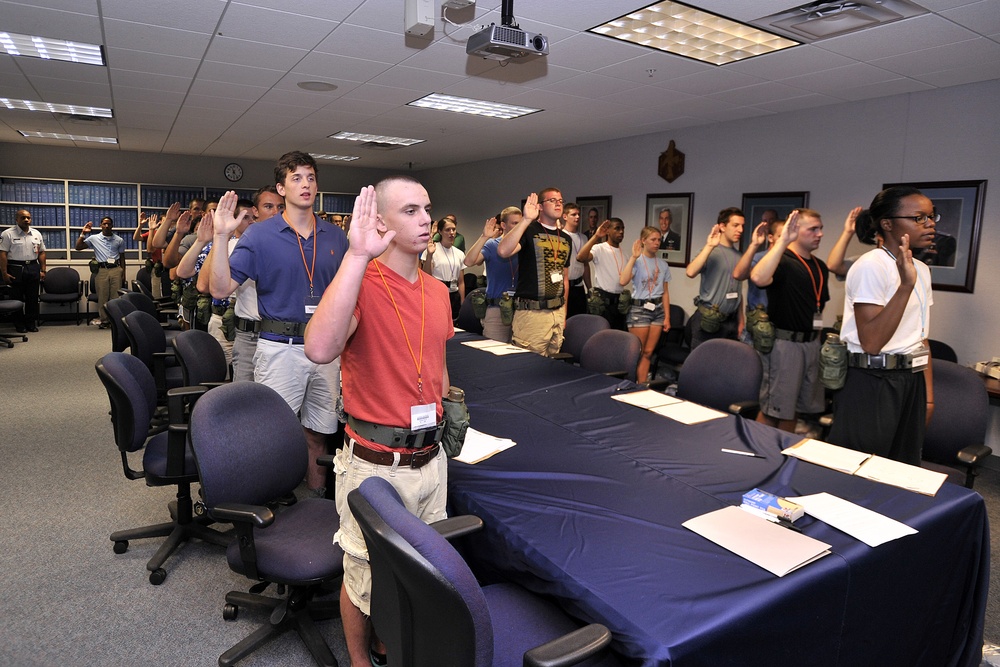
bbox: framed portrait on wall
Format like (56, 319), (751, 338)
(576, 196), (612, 237)
(882, 180), (986, 293)
(646, 193), (694, 267)
(740, 192), (810, 252)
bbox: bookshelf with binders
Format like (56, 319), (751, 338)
(1, 177), (69, 258)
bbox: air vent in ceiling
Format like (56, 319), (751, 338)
(754, 0), (928, 41)
(360, 141), (403, 151)
(54, 112), (112, 125)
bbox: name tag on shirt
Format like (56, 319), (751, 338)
(813, 314), (824, 329)
(550, 272), (562, 284)
(643, 301), (656, 311)
(411, 403), (436, 431)
(304, 295), (320, 315)
(910, 353), (929, 371)
(725, 292), (738, 300)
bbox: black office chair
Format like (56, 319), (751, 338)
(921, 359), (992, 488)
(104, 297), (137, 353)
(189, 382), (343, 667)
(172, 329), (229, 386)
(95, 352), (230, 585)
(86, 273), (99, 323)
(38, 266), (83, 324)
(651, 304), (690, 381)
(579, 329), (642, 382)
(123, 310), (184, 402)
(349, 476), (613, 667)
(120, 290), (180, 330)
(928, 339), (958, 363)
(0, 288), (27, 347)
(455, 288), (485, 335)
(464, 272), (479, 296)
(556, 314), (610, 363)
(676, 338), (761, 417)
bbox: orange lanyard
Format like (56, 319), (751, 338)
(792, 251), (824, 312)
(640, 254), (659, 293)
(374, 260), (426, 400)
(294, 215), (318, 297)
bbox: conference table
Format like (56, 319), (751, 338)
(445, 332), (989, 667)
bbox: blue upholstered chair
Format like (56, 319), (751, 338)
(38, 266), (83, 324)
(579, 328), (642, 382)
(95, 352), (230, 585)
(123, 310), (183, 402)
(0, 287), (27, 347)
(676, 338), (761, 417)
(349, 476), (613, 667)
(558, 314), (611, 364)
(104, 297), (136, 353)
(171, 329), (228, 386)
(189, 382), (343, 667)
(921, 359), (991, 488)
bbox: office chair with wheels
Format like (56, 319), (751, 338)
(123, 310), (184, 402)
(651, 304), (690, 380)
(95, 352), (230, 585)
(349, 476), (613, 667)
(172, 329), (229, 386)
(104, 297), (137, 353)
(921, 359), (992, 488)
(38, 266), (83, 324)
(556, 314), (610, 364)
(189, 381), (343, 667)
(579, 329), (642, 382)
(676, 338), (761, 417)
(0, 284), (27, 347)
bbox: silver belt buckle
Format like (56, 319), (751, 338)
(868, 354), (886, 370)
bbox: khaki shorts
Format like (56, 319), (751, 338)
(511, 308), (566, 357)
(759, 337), (825, 420)
(333, 440), (448, 615)
(252, 338), (340, 434)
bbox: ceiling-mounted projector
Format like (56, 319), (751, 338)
(466, 23), (548, 60)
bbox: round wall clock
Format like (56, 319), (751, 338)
(224, 162), (244, 182)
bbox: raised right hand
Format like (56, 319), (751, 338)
(346, 185), (394, 261)
(82, 221), (93, 233)
(211, 191), (247, 237)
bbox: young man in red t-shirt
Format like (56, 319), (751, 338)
(305, 175), (452, 667)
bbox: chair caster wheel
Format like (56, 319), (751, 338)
(223, 603), (239, 621)
(113, 540), (129, 554)
(149, 568), (167, 585)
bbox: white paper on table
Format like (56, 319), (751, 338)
(786, 492), (918, 547)
(487, 344), (532, 355)
(782, 438), (873, 475)
(453, 327), (466, 333)
(649, 399), (726, 424)
(452, 427), (517, 464)
(462, 339), (509, 350)
(610, 389), (682, 410)
(854, 456), (947, 497)
(683, 506), (831, 577)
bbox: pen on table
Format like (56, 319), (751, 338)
(721, 448), (765, 459)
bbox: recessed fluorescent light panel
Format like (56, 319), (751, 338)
(329, 132), (424, 146)
(407, 93), (541, 120)
(1, 98), (113, 117)
(18, 131), (117, 143)
(589, 0), (799, 66)
(310, 153), (360, 161)
(0, 31), (105, 65)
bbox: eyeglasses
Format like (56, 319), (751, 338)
(888, 213), (939, 227)
(542, 198), (564, 205)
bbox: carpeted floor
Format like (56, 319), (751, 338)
(0, 318), (994, 665)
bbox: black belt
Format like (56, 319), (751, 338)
(594, 288), (621, 299)
(849, 352), (921, 370)
(516, 297), (564, 310)
(570, 277), (585, 287)
(97, 261), (121, 269)
(632, 298), (660, 307)
(259, 318), (307, 337)
(774, 328), (819, 343)
(235, 316), (259, 333)
(350, 439), (440, 469)
(7, 259), (38, 265)
(348, 415), (445, 449)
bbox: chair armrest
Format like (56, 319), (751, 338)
(550, 352), (574, 362)
(210, 502), (275, 528)
(316, 454), (336, 469)
(603, 370), (628, 379)
(200, 381), (230, 390)
(957, 444), (992, 466)
(642, 378), (672, 391)
(166, 385), (209, 421)
(430, 515), (483, 540)
(729, 400), (759, 419)
(524, 623), (612, 667)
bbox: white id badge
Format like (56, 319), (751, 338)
(411, 403), (436, 431)
(910, 354), (929, 372)
(304, 295), (320, 315)
(813, 314), (824, 329)
(643, 301), (656, 311)
(725, 291), (738, 300)
(550, 272), (562, 284)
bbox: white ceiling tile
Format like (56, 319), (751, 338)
(780, 63), (903, 94)
(816, 14), (981, 60)
(110, 70), (191, 94)
(195, 60), (285, 87)
(834, 77), (938, 101)
(546, 73), (643, 99)
(0, 3), (103, 42)
(913, 59), (1000, 86)
(292, 52), (393, 83)
(102, 20), (212, 57)
(105, 48), (201, 78)
(941, 1), (1000, 35)
(205, 37), (309, 71)
(707, 80), (812, 106)
(99, 0), (224, 32)
(872, 38), (1000, 77)
(217, 3), (339, 48)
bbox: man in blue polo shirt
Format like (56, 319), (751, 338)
(76, 216), (125, 328)
(210, 151), (348, 496)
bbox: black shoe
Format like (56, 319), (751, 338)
(15, 326), (27, 333)
(27, 325), (38, 332)
(99, 321), (111, 329)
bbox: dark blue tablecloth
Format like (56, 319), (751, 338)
(446, 335), (989, 667)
